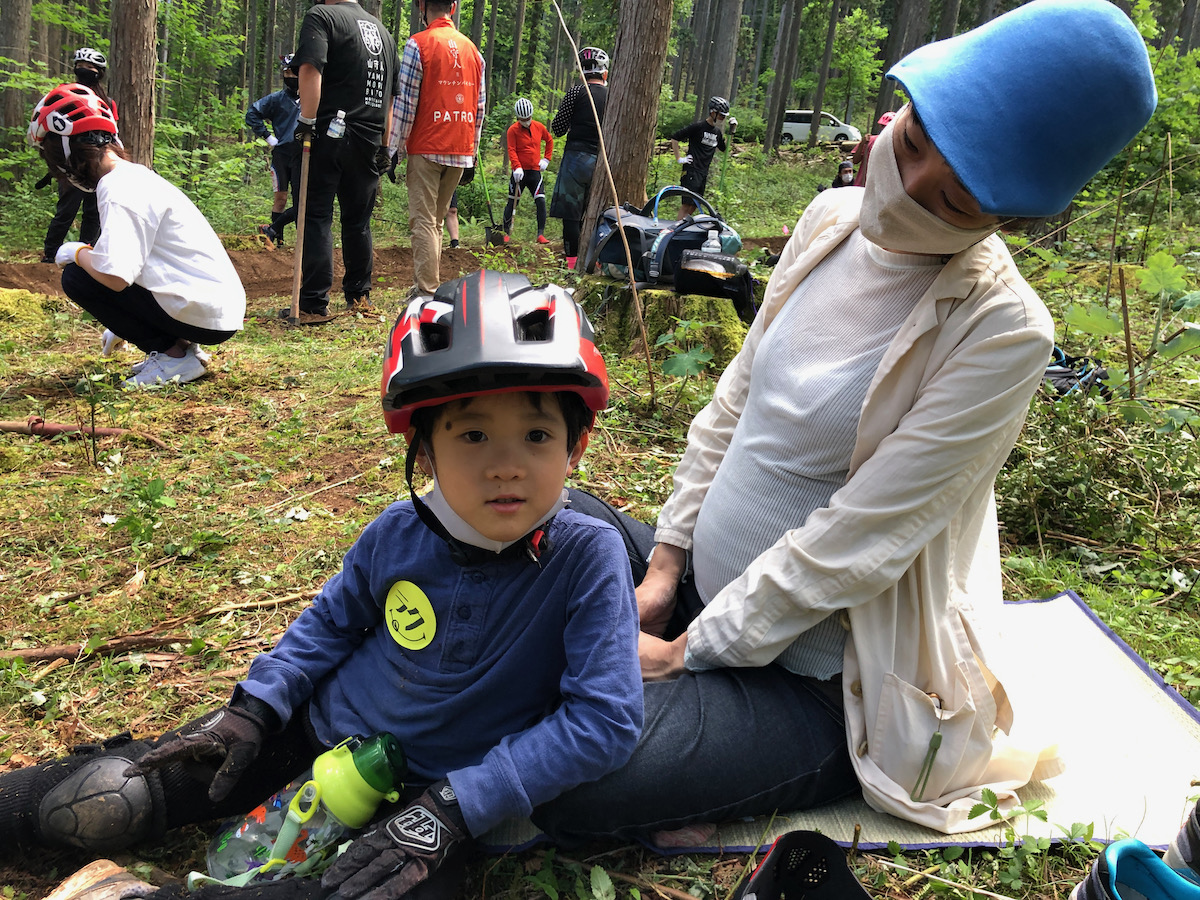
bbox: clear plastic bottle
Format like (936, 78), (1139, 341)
(205, 732), (406, 884)
(701, 229), (722, 254)
(326, 110), (347, 140)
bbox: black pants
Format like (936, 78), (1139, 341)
(502, 170), (547, 235)
(300, 132), (381, 311)
(270, 142), (303, 240)
(62, 265), (237, 354)
(680, 166), (709, 199)
(44, 182), (100, 257)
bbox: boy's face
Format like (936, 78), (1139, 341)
(414, 392), (587, 543)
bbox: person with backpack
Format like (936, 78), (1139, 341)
(534, 0), (1158, 842)
(39, 48), (114, 265)
(670, 96), (729, 218)
(502, 97), (553, 244)
(549, 46), (608, 270)
(245, 54), (302, 248)
(29, 85), (244, 389)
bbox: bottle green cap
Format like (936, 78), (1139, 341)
(351, 732), (407, 794)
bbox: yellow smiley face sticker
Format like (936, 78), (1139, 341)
(384, 581), (437, 650)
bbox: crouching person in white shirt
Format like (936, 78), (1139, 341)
(29, 83), (246, 390)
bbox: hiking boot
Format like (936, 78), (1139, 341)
(123, 347), (207, 390)
(1070, 839), (1200, 900)
(100, 329), (127, 357)
(1166, 799), (1200, 879)
(257, 224), (277, 249)
(347, 292), (376, 313)
(537, 234), (550, 244)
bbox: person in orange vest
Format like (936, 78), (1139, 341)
(501, 98), (553, 244)
(388, 0), (485, 297)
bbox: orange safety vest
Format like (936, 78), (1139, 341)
(407, 18), (482, 157)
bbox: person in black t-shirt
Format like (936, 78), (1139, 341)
(548, 46), (609, 270)
(289, 0), (400, 318)
(670, 96), (729, 217)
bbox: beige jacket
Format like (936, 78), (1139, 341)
(656, 188), (1060, 831)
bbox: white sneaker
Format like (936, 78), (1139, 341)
(100, 329), (128, 356)
(130, 343), (211, 375)
(123, 348), (207, 389)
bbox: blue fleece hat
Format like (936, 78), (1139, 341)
(887, 0), (1156, 217)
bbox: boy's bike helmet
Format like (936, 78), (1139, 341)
(73, 48), (108, 70)
(514, 97), (534, 120)
(28, 83), (118, 146)
(381, 269), (608, 435)
(709, 96), (730, 115)
(280, 53), (296, 71)
(578, 47), (609, 75)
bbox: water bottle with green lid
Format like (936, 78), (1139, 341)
(200, 732), (406, 886)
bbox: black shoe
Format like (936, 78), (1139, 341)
(40, 253), (55, 264)
(278, 305), (332, 321)
(258, 224), (277, 249)
(347, 292), (375, 313)
(449, 239), (460, 248)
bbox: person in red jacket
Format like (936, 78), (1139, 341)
(501, 98), (553, 244)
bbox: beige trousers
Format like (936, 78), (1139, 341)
(407, 154), (463, 294)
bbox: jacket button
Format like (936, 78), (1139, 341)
(850, 680), (862, 697)
(856, 740), (868, 758)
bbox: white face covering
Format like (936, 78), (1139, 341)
(423, 480), (568, 553)
(859, 120), (999, 255)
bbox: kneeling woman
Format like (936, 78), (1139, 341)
(30, 84), (245, 389)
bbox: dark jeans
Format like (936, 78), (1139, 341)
(502, 170), (547, 235)
(300, 132), (381, 311)
(44, 182), (100, 257)
(62, 265), (237, 354)
(540, 490), (859, 843)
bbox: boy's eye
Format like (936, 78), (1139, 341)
(527, 429), (550, 443)
(463, 430), (486, 443)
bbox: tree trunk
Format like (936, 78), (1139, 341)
(580, 0), (674, 254)
(693, 0), (724, 117)
(247, 0), (259, 104)
(874, 0), (930, 122)
(764, 0), (801, 154)
(705, 0), (743, 105)
(0, 0), (33, 134)
(762, 0), (791, 117)
(807, 0), (840, 147)
(508, 0), (527, 95)
(1184, 0), (1200, 52)
(485, 0), (499, 110)
(157, 11), (169, 118)
(749, 0), (770, 107)
(110, 0), (157, 166)
(936, 0), (961, 38)
(518, 0), (542, 94)
(470, 0), (486, 50)
(974, 0), (997, 27)
(265, 0), (278, 88)
(686, 0), (713, 99)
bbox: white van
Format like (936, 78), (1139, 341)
(780, 110), (862, 144)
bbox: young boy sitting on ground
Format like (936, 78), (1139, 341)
(0, 269), (643, 900)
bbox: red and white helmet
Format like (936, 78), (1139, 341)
(28, 83), (118, 146)
(382, 269), (609, 434)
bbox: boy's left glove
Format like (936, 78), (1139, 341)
(538, 157), (549, 171)
(322, 780), (468, 900)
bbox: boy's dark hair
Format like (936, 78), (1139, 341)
(410, 390), (592, 459)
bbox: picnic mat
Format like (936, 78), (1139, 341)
(479, 590), (1200, 853)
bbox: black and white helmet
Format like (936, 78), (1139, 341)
(514, 97), (533, 120)
(578, 47), (609, 75)
(280, 53), (295, 72)
(709, 96), (730, 115)
(73, 48), (108, 71)
(382, 270), (609, 434)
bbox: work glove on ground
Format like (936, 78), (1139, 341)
(322, 780), (468, 900)
(55, 242), (91, 267)
(294, 116), (316, 144)
(125, 695), (273, 802)
(512, 167), (524, 182)
(538, 158), (549, 171)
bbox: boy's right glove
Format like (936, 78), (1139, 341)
(125, 696), (272, 801)
(322, 780), (468, 900)
(512, 167), (524, 182)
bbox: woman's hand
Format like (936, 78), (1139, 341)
(636, 544), (687, 637)
(639, 632), (687, 681)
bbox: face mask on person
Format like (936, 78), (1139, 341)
(840, 171), (853, 184)
(283, 76), (300, 94)
(858, 120), (1000, 255)
(74, 66), (102, 86)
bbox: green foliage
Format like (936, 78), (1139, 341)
(827, 8), (888, 124)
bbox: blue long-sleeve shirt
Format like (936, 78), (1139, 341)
(237, 503), (643, 836)
(245, 89), (301, 146)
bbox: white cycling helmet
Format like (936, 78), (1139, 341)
(514, 97), (533, 120)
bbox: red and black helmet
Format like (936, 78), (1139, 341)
(382, 269), (609, 434)
(28, 83), (118, 146)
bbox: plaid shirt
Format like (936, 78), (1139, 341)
(387, 23), (486, 168)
